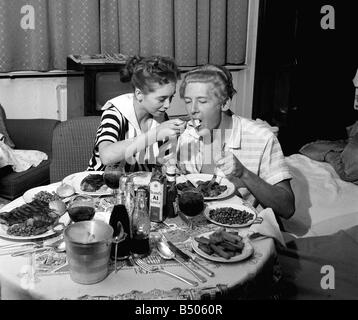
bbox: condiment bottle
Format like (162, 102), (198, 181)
(131, 187), (151, 257)
(109, 190), (131, 260)
(124, 180), (135, 238)
(119, 174), (129, 193)
(166, 165), (178, 218)
(148, 165), (167, 222)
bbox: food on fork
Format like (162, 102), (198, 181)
(194, 228), (245, 260)
(179, 116), (200, 130)
(80, 174), (106, 192)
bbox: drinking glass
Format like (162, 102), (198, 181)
(177, 188), (204, 229)
(103, 163), (125, 202)
(67, 195), (96, 223)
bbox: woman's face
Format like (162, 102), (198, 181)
(183, 82), (222, 136)
(140, 82), (177, 117)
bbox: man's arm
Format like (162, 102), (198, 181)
(231, 172), (295, 219)
(216, 153), (295, 219)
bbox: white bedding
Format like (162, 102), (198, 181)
(282, 154), (358, 238)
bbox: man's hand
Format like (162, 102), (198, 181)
(215, 151), (246, 181)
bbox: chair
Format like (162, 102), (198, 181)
(0, 118), (60, 200)
(50, 116), (101, 183)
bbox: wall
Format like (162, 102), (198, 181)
(0, 75), (67, 120)
(0, 69), (252, 120)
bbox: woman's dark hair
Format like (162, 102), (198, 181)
(119, 55), (180, 94)
(179, 64), (237, 103)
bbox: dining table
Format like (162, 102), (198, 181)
(0, 175), (278, 301)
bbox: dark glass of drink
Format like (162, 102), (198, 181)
(67, 195), (96, 222)
(103, 164), (125, 190)
(178, 188), (204, 217)
(178, 189), (204, 229)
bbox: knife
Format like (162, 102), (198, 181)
(166, 240), (215, 277)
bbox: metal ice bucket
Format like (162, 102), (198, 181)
(64, 220), (114, 285)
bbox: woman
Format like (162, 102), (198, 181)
(88, 55), (185, 172)
(178, 64), (295, 219)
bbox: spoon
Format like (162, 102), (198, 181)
(156, 240), (207, 283)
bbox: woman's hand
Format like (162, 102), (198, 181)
(155, 119), (186, 141)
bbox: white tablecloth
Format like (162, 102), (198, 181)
(0, 184), (275, 300)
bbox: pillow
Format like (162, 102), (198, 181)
(341, 132), (358, 180)
(0, 104), (15, 148)
(299, 140), (346, 161)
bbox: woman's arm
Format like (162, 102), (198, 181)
(99, 129), (156, 165)
(99, 119), (185, 165)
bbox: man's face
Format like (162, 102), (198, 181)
(141, 82), (176, 117)
(183, 82), (222, 136)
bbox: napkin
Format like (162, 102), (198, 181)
(0, 138), (48, 172)
(247, 208), (286, 247)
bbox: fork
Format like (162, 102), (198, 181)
(208, 142), (226, 187)
(135, 258), (198, 287)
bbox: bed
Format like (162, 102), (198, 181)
(282, 153), (358, 238)
(277, 154), (358, 299)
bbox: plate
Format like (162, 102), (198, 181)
(191, 231), (254, 263)
(203, 202), (257, 228)
(0, 213), (70, 241)
(65, 171), (112, 196)
(176, 173), (235, 200)
(22, 184), (60, 204)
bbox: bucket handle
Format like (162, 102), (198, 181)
(111, 232), (128, 272)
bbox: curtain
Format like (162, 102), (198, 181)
(0, 0), (248, 72)
(0, 0), (100, 72)
(101, 0), (248, 66)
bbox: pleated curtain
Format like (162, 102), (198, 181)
(0, 0), (248, 72)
